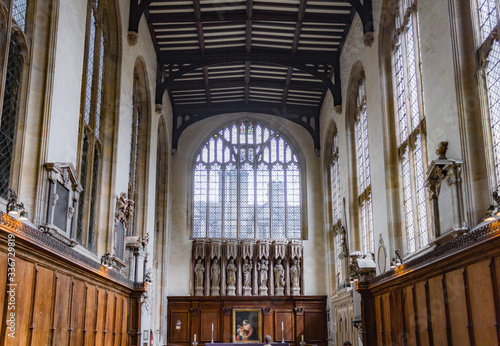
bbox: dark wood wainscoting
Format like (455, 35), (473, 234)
(358, 222), (500, 346)
(167, 296), (327, 346)
(0, 213), (144, 345)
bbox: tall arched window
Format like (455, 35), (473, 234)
(474, 0), (500, 191)
(329, 128), (343, 282)
(127, 60), (150, 236)
(354, 77), (374, 254)
(0, 1), (30, 200)
(76, 0), (107, 251)
(393, 0), (429, 253)
(192, 120), (302, 239)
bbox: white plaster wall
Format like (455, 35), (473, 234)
(47, 0), (87, 164)
(168, 112), (328, 296)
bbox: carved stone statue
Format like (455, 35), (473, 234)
(258, 258), (269, 295)
(274, 259), (285, 295)
(211, 258), (220, 287)
(194, 258), (205, 295)
(290, 258), (301, 295)
(242, 258), (253, 295)
(210, 258), (220, 295)
(258, 259), (268, 288)
(227, 258), (237, 288)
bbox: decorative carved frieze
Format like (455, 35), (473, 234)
(226, 240), (238, 259)
(210, 240), (222, 259)
(289, 240), (303, 259)
(257, 240), (271, 259)
(274, 240), (287, 259)
(193, 240), (207, 260)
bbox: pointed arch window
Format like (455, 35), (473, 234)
(329, 131), (343, 280)
(474, 0), (500, 190)
(0, 0), (31, 199)
(392, 0), (429, 253)
(354, 78), (374, 254)
(192, 121), (303, 239)
(76, 0), (106, 251)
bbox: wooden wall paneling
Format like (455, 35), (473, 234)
(26, 263), (38, 345)
(274, 310), (294, 342)
(84, 284), (97, 346)
(95, 287), (106, 346)
(441, 274), (452, 346)
(30, 264), (54, 345)
(170, 310), (189, 342)
(490, 257), (500, 342)
(381, 293), (391, 345)
(389, 290), (404, 345)
(5, 259), (34, 346)
(445, 269), (469, 346)
(0, 251), (7, 344)
(112, 293), (120, 346)
(70, 279), (86, 345)
(374, 295), (383, 346)
(223, 305), (232, 342)
(428, 276), (446, 345)
(105, 289), (115, 345)
(295, 305), (304, 342)
(121, 297), (129, 346)
(201, 310), (220, 342)
(415, 281), (429, 346)
(303, 311), (325, 342)
(403, 286), (416, 346)
(467, 260), (497, 345)
(424, 280), (434, 346)
(191, 303), (201, 343)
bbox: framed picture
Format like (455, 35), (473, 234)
(232, 308), (262, 343)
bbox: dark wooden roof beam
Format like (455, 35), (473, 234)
(171, 77), (322, 92)
(345, 0), (374, 46)
(128, 0), (156, 45)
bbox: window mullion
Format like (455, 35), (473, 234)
(253, 162), (257, 238)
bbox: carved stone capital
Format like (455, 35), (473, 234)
(155, 104), (163, 114)
(334, 104), (342, 115)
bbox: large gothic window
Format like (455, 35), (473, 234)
(354, 78), (374, 254)
(475, 0), (500, 190)
(329, 130), (343, 282)
(76, 0), (106, 251)
(392, 0), (429, 253)
(192, 121), (302, 239)
(0, 0), (30, 199)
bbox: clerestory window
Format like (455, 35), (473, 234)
(192, 121), (302, 239)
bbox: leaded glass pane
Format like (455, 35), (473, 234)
(477, 0), (498, 41)
(271, 164), (285, 238)
(193, 121), (301, 239)
(240, 163), (254, 238)
(257, 164), (270, 238)
(486, 42), (500, 185)
(335, 232), (342, 279)
(193, 164), (208, 238)
(361, 199), (368, 253)
(405, 16), (421, 131)
(76, 130), (90, 243)
(95, 32), (104, 138)
(224, 163), (237, 237)
(286, 164), (300, 238)
(402, 148), (416, 253)
(395, 35), (409, 144)
(0, 34), (23, 199)
(368, 193), (374, 253)
(415, 135), (428, 247)
(12, 0), (27, 30)
(87, 146), (100, 252)
(208, 164), (222, 237)
(83, 12), (96, 125)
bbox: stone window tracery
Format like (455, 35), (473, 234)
(192, 121), (302, 239)
(392, 0), (429, 253)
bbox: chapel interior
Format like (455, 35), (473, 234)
(1, 0), (500, 345)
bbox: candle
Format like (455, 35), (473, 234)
(194, 334), (197, 342)
(302, 335), (304, 342)
(282, 321), (284, 330)
(212, 323), (214, 331)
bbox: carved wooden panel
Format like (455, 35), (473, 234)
(201, 310), (220, 342)
(381, 293), (391, 345)
(170, 311), (189, 341)
(303, 311), (325, 341)
(414, 281), (429, 346)
(467, 260), (497, 344)
(403, 286), (416, 346)
(31, 265), (54, 344)
(374, 296), (383, 346)
(274, 310), (294, 342)
(389, 290), (403, 345)
(445, 269), (469, 346)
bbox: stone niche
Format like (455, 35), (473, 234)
(191, 239), (304, 297)
(425, 142), (468, 244)
(41, 162), (82, 246)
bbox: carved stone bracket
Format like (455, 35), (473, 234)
(226, 240), (238, 259)
(289, 240), (303, 260)
(193, 240), (207, 260)
(425, 142), (468, 240)
(242, 241), (255, 259)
